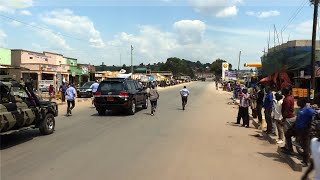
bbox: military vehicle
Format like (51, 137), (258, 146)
(0, 80), (58, 135)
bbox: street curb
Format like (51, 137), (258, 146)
(277, 146), (302, 172)
(50, 98), (91, 106)
(262, 131), (278, 144)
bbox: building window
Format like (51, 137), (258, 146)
(29, 57), (33, 59)
(45, 58), (48, 61)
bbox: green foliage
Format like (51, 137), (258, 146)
(210, 59), (225, 76)
(159, 57), (201, 78)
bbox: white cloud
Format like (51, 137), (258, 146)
(189, 0), (241, 17)
(207, 25), (268, 37)
(0, 0), (33, 14)
(246, 10), (280, 18)
(216, 6), (238, 17)
(41, 9), (105, 48)
(31, 25), (72, 51)
(173, 20), (206, 44)
(42, 32), (72, 50)
(294, 20), (313, 34)
(10, 20), (23, 27)
(105, 21), (217, 64)
(0, 29), (7, 47)
(20, 10), (32, 15)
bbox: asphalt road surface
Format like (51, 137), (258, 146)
(1, 82), (301, 180)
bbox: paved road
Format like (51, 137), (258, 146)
(1, 82), (301, 180)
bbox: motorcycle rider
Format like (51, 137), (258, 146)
(281, 98), (315, 166)
(180, 86), (190, 110)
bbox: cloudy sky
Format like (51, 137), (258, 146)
(0, 0), (316, 68)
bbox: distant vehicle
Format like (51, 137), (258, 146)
(94, 78), (148, 115)
(201, 78), (206, 81)
(77, 81), (96, 98)
(0, 80), (58, 136)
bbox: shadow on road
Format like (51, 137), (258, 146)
(257, 152), (285, 164)
(249, 134), (265, 141)
(91, 108), (144, 117)
(0, 130), (41, 150)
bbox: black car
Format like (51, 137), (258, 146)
(94, 78), (148, 115)
(77, 81), (96, 98)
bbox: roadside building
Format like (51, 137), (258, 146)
(66, 57), (82, 85)
(261, 40), (320, 97)
(11, 49), (70, 91)
(77, 63), (90, 86)
(0, 48), (24, 80)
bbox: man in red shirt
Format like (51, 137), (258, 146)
(281, 87), (295, 132)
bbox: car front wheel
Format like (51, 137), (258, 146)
(39, 113), (55, 135)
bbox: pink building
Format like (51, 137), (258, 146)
(11, 49), (70, 91)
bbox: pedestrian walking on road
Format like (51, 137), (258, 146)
(149, 85), (159, 116)
(180, 86), (190, 110)
(61, 82), (67, 103)
(90, 80), (100, 105)
(66, 84), (76, 116)
(215, 80), (219, 90)
(264, 87), (275, 134)
(236, 88), (250, 128)
(272, 92), (284, 144)
(48, 84), (55, 102)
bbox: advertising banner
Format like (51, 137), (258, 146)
(38, 80), (54, 92)
(222, 63), (229, 79)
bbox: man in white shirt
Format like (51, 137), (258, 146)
(90, 80), (100, 94)
(180, 86), (190, 110)
(65, 84), (76, 116)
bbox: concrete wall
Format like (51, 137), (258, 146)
(268, 40), (320, 52)
(0, 48), (11, 65)
(66, 57), (77, 67)
(11, 50), (22, 66)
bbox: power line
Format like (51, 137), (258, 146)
(0, 13), (129, 49)
(0, 14), (90, 42)
(281, 0), (308, 33)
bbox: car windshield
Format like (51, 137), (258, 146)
(99, 82), (124, 91)
(82, 82), (94, 88)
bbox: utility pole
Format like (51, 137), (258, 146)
(131, 45), (133, 74)
(310, 0), (319, 100)
(237, 51), (241, 79)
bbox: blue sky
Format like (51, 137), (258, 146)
(0, 0), (316, 68)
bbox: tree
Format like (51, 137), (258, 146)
(210, 59), (227, 76)
(228, 63), (233, 71)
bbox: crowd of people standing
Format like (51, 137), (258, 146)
(232, 82), (320, 179)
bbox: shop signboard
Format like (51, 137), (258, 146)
(82, 65), (89, 75)
(225, 71), (237, 80)
(57, 73), (62, 90)
(38, 80), (54, 92)
(222, 63), (229, 79)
